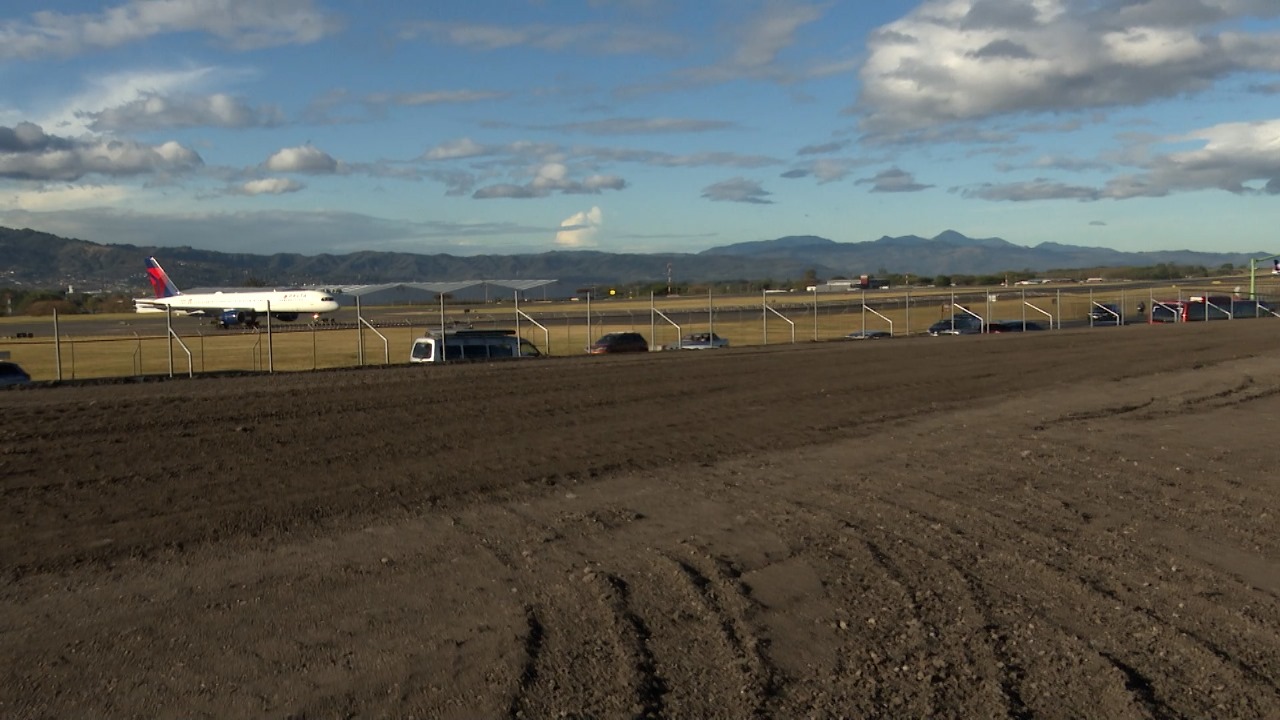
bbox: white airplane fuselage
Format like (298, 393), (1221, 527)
(136, 289), (340, 316)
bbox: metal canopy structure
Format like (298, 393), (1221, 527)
(321, 279), (557, 295)
(312, 279), (557, 306)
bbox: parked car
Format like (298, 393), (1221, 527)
(845, 330), (892, 340)
(1088, 303), (1122, 324)
(0, 361), (32, 386)
(664, 332), (729, 350)
(988, 320), (1045, 332)
(409, 329), (541, 363)
(927, 315), (983, 336)
(588, 331), (649, 354)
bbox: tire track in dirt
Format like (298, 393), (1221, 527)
(4, 323), (1280, 717)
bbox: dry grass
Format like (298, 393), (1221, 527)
(0, 285), (1186, 382)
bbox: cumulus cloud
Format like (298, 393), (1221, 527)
(1108, 118), (1280, 196)
(0, 122), (202, 181)
(236, 177), (305, 195)
(856, 167), (933, 193)
(701, 177), (773, 204)
(857, 0), (1280, 134)
(0, 0), (342, 58)
(84, 92), (284, 131)
(264, 145), (339, 173)
(967, 117), (1280, 201)
(472, 162), (626, 199)
(556, 206), (603, 247)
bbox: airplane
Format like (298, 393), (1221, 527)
(133, 257), (341, 328)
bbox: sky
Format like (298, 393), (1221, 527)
(2, 0), (1280, 258)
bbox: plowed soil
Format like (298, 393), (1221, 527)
(2, 322), (1279, 719)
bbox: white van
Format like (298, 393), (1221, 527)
(409, 329), (542, 363)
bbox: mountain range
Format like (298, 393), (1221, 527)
(0, 225), (1263, 293)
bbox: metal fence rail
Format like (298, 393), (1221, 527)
(3, 283), (1277, 381)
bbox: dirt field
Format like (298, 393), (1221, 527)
(2, 322), (1278, 719)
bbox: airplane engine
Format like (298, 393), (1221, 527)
(271, 312), (299, 322)
(219, 310), (258, 328)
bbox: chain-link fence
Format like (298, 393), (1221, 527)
(2, 283), (1277, 382)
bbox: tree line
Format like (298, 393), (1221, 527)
(0, 261), (1244, 316)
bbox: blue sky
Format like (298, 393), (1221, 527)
(2, 0), (1280, 257)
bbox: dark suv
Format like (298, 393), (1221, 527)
(0, 361), (32, 387)
(1088, 303), (1122, 324)
(927, 315), (983, 336)
(588, 332), (649, 354)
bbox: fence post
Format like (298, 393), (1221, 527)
(812, 285), (818, 341)
(266, 300), (274, 373)
(53, 309), (62, 381)
(166, 305), (174, 377)
(905, 288), (911, 335)
(762, 289), (767, 346)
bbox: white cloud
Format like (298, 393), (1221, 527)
(1112, 118), (1280, 196)
(857, 0), (1280, 134)
(549, 117), (735, 135)
(781, 157), (869, 183)
(556, 206), (603, 247)
(856, 167), (933, 193)
(399, 20), (682, 55)
(237, 177), (304, 195)
(680, 1), (828, 84)
(0, 183), (130, 211)
(424, 138), (490, 161)
(701, 177), (773, 204)
(472, 162), (626, 198)
(85, 92), (284, 131)
(367, 90), (507, 106)
(264, 145), (339, 173)
(35, 66), (225, 136)
(966, 117), (1280, 200)
(0, 0), (342, 58)
(0, 122), (202, 180)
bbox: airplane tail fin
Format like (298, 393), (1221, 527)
(1273, 259), (1280, 275)
(145, 257), (181, 298)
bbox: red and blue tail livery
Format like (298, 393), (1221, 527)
(145, 256), (181, 298)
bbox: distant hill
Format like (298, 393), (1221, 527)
(701, 229), (1262, 276)
(0, 225), (1264, 293)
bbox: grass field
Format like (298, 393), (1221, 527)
(0, 283), (1223, 381)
